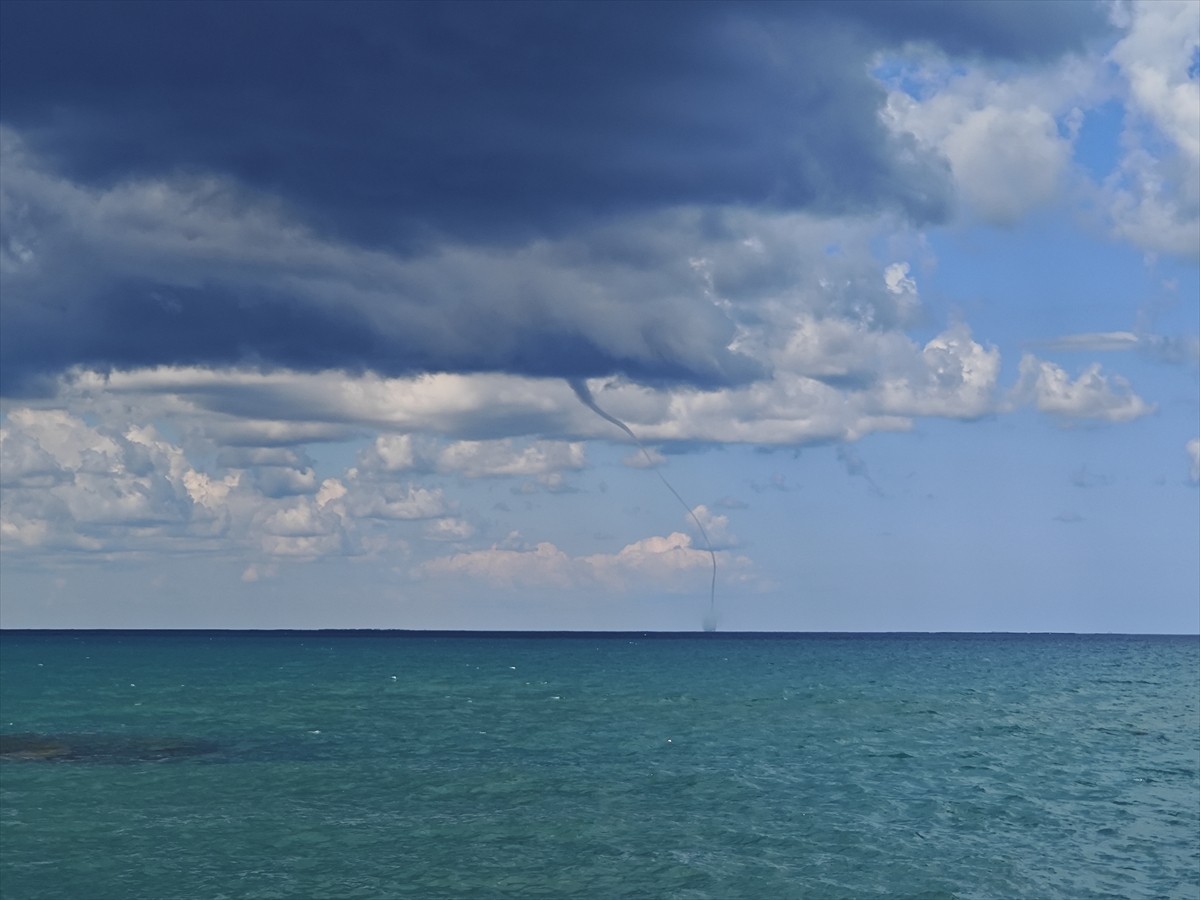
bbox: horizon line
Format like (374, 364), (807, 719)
(1, 628), (1196, 638)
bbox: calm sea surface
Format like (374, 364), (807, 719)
(1, 631), (1197, 899)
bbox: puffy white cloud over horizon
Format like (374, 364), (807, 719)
(415, 530), (756, 594)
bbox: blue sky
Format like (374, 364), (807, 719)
(1, 0), (1196, 631)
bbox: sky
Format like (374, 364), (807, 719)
(0, 0), (1197, 632)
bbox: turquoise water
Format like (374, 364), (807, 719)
(1, 632), (1197, 899)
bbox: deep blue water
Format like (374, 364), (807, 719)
(1, 631), (1197, 899)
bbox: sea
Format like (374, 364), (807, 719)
(0, 631), (1196, 900)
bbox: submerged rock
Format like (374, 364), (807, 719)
(0, 733), (221, 763)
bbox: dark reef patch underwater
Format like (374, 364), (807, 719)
(0, 732), (221, 763)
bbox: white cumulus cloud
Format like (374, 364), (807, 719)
(416, 530), (754, 593)
(879, 54), (1094, 225)
(1105, 0), (1200, 258)
(1012, 354), (1156, 422)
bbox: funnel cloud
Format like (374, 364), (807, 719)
(570, 379), (718, 629)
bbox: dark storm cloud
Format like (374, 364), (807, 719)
(2, 281), (388, 388)
(824, 0), (1110, 62)
(0, 0), (960, 241)
(0, 1), (1111, 394)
